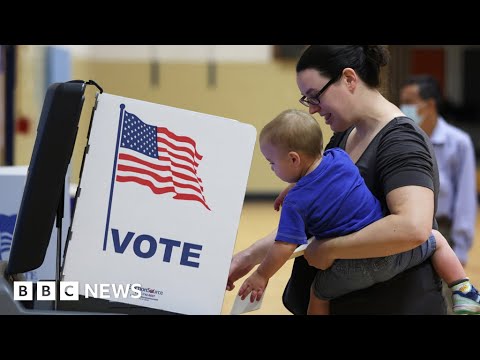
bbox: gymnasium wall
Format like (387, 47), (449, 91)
(14, 46), (334, 194)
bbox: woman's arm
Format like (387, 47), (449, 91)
(304, 185), (434, 269)
(226, 227), (277, 290)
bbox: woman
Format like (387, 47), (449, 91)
(227, 45), (446, 314)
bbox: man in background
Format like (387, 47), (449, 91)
(400, 74), (477, 313)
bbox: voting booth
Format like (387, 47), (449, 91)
(0, 166), (71, 282)
(0, 81), (88, 314)
(62, 93), (256, 315)
(0, 81), (255, 315)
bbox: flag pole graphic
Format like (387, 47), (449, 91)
(103, 104), (126, 251)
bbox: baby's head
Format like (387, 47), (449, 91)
(259, 109), (324, 183)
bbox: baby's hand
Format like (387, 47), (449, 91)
(238, 271), (269, 303)
(274, 184), (295, 211)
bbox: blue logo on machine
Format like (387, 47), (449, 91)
(0, 213), (36, 280)
(0, 214), (16, 261)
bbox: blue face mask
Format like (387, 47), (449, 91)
(400, 104), (423, 125)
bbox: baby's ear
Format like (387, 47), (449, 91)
(288, 151), (301, 164)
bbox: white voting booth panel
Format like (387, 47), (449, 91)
(0, 166), (71, 281)
(62, 94), (256, 315)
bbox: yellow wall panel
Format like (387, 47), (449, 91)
(17, 56), (333, 193)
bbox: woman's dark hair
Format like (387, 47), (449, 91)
(296, 45), (389, 88)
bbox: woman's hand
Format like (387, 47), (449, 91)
(274, 184), (295, 211)
(304, 239), (335, 270)
(226, 251), (256, 291)
(226, 228), (278, 291)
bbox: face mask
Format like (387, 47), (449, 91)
(400, 104), (423, 125)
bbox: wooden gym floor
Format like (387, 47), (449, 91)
(221, 201), (480, 315)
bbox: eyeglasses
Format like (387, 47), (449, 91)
(299, 74), (341, 107)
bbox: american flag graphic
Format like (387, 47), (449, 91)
(116, 110), (210, 210)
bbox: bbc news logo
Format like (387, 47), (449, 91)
(13, 281), (142, 301)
